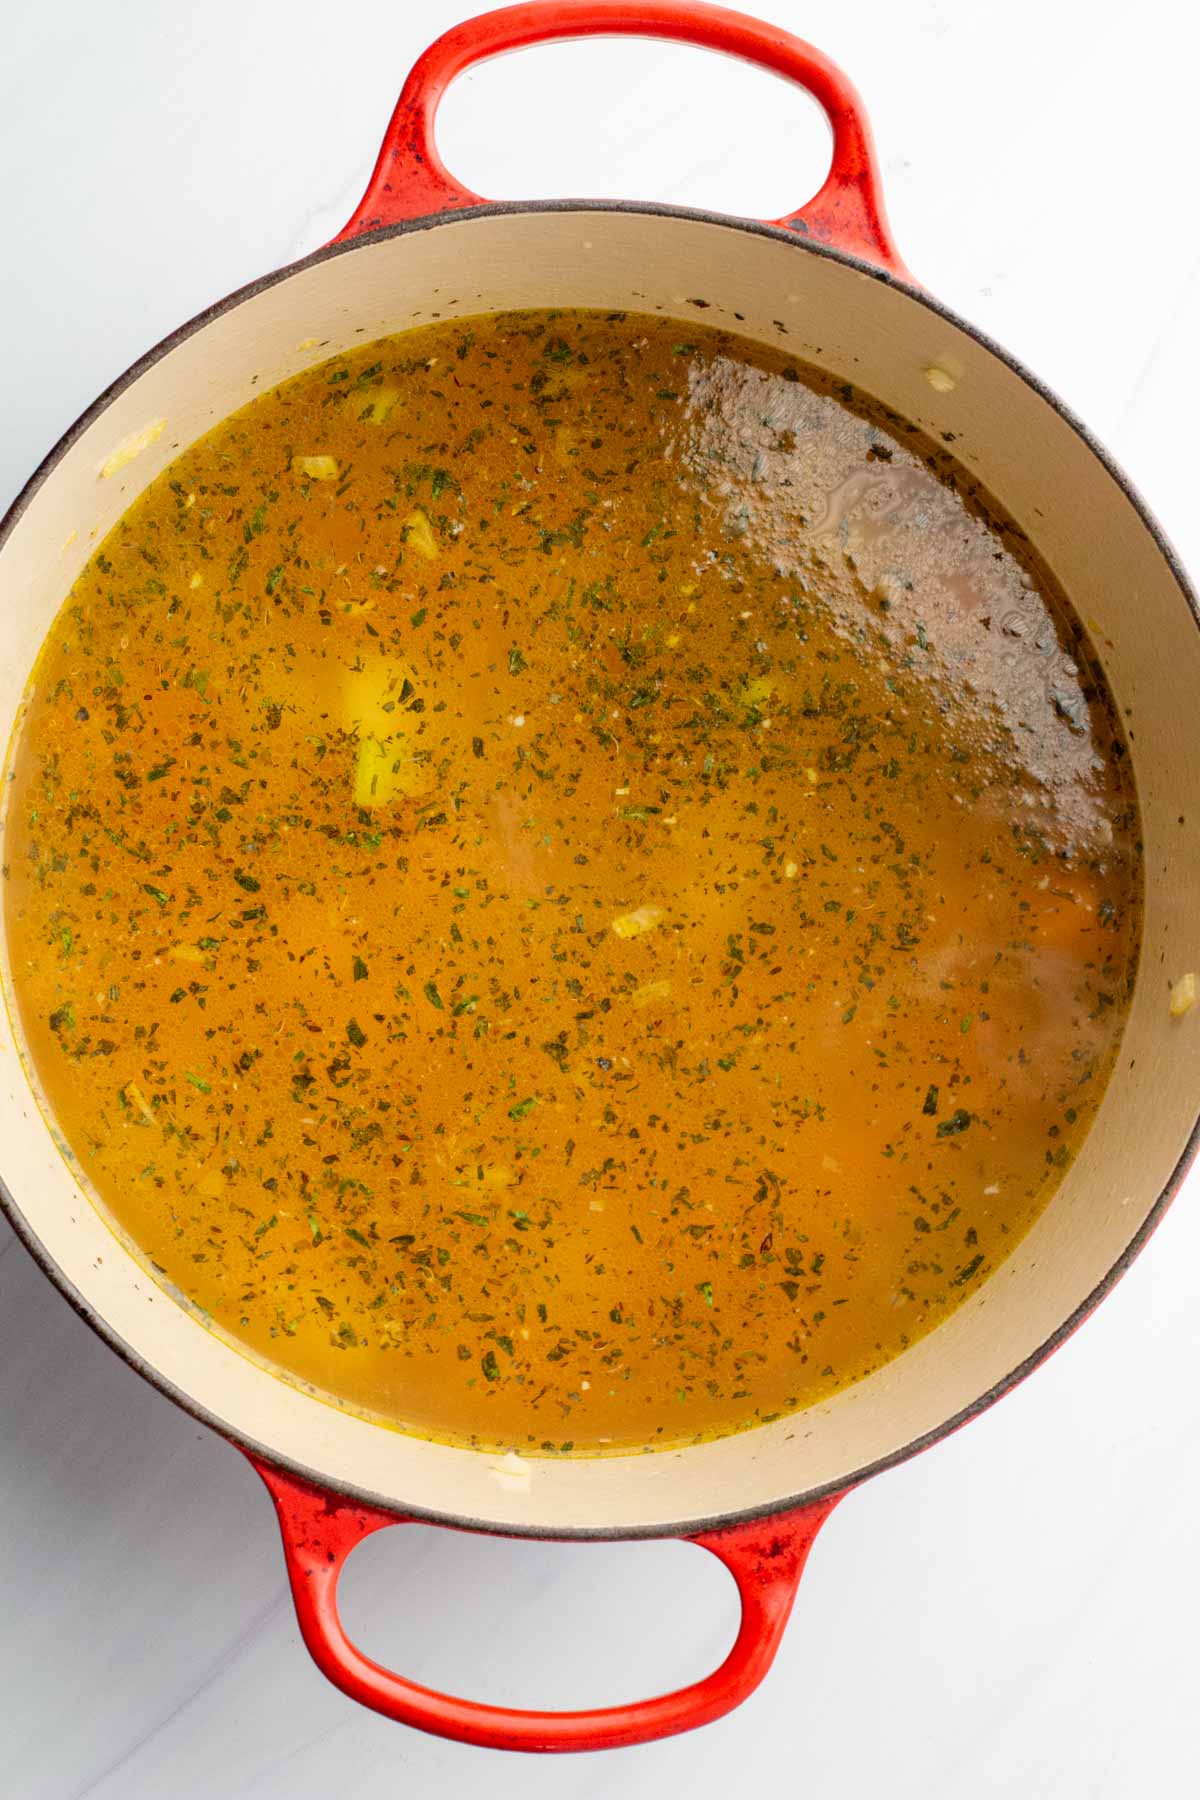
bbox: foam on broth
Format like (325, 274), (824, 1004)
(3, 310), (1141, 1454)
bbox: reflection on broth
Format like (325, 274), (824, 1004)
(3, 310), (1141, 1454)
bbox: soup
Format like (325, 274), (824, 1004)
(2, 310), (1140, 1455)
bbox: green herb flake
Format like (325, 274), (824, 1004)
(951, 1253), (985, 1287)
(936, 1108), (972, 1138)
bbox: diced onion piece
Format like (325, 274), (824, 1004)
(352, 730), (429, 808)
(353, 735), (399, 809)
(343, 659), (416, 739)
(99, 418), (166, 479)
(357, 386), (400, 424)
(632, 979), (672, 1008)
(293, 454), (340, 481)
(480, 1165), (516, 1189)
(739, 674), (774, 708)
(404, 508), (439, 560)
(488, 1451), (532, 1492)
(1169, 971), (1196, 1017)
(122, 1080), (156, 1126)
(344, 661), (432, 805)
(612, 904), (664, 940)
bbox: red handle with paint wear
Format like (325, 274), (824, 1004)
(334, 0), (907, 276)
(252, 1456), (842, 1753)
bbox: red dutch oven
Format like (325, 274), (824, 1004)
(2, 0), (1198, 1755)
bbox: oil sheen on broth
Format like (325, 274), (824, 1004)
(4, 310), (1141, 1455)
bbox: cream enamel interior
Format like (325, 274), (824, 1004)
(2, 208), (1197, 1535)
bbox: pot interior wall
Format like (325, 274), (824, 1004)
(1, 208), (1197, 1533)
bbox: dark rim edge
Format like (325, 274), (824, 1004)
(2, 197), (1198, 1541)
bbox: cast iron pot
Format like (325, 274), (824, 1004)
(2, 0), (1198, 1754)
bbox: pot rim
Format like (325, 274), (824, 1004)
(2, 196), (1198, 1540)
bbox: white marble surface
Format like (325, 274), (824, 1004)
(2, 2), (1199, 1793)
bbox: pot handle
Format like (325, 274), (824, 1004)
(249, 1453), (842, 1752)
(334, 0), (907, 276)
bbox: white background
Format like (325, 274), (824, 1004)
(2, 2), (1199, 1794)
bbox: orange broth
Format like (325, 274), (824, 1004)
(3, 309), (1141, 1453)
